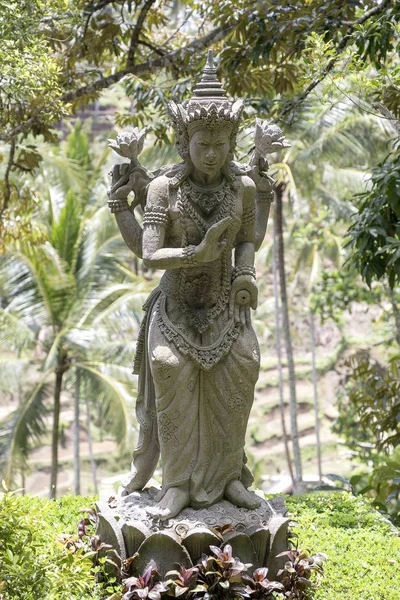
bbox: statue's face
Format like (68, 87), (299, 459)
(189, 128), (230, 177)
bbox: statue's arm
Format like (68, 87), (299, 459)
(109, 164), (148, 258)
(141, 177), (187, 270)
(235, 176), (256, 268)
(230, 177), (258, 317)
(115, 210), (143, 258)
(143, 176), (231, 270)
(254, 188), (274, 252)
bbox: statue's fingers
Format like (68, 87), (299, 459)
(120, 163), (130, 176)
(114, 183), (132, 198)
(111, 174), (129, 193)
(234, 303), (240, 324)
(229, 291), (235, 320)
(250, 288), (258, 310)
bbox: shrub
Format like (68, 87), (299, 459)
(0, 491), (104, 600)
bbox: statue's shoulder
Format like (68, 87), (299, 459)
(231, 161), (256, 192)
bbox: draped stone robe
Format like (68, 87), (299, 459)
(132, 171), (260, 508)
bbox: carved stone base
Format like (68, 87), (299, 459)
(96, 490), (290, 580)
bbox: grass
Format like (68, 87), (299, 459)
(1, 491), (399, 599)
(285, 492), (400, 600)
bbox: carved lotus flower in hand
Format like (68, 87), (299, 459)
(108, 127), (146, 161)
(254, 119), (290, 156)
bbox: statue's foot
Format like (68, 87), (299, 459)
(224, 479), (261, 509)
(146, 486), (190, 521)
(120, 470), (148, 497)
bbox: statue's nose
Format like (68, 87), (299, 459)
(206, 147), (216, 159)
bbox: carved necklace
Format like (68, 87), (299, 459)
(174, 177), (236, 332)
(187, 177), (226, 215)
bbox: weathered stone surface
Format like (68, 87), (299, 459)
(96, 510), (126, 574)
(222, 531), (258, 570)
(133, 532), (193, 577)
(266, 516), (291, 580)
(121, 520), (151, 559)
(248, 526), (271, 569)
(96, 490), (289, 574)
(182, 527), (221, 563)
(108, 50), (289, 521)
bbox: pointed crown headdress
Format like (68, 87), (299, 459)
(168, 51), (243, 159)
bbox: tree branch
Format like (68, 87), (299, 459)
(126, 0), (157, 68)
(1, 139), (16, 215)
(0, 22), (233, 143)
(279, 0), (393, 120)
(138, 39), (166, 57)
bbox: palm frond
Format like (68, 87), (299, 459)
(0, 373), (52, 481)
(0, 309), (35, 351)
(75, 362), (133, 446)
(0, 357), (30, 395)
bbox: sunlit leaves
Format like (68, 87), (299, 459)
(346, 146), (400, 288)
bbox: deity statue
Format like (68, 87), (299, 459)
(107, 51), (289, 521)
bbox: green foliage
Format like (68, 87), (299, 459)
(343, 351), (400, 453)
(0, 491), (102, 599)
(346, 146), (400, 288)
(310, 270), (381, 323)
(287, 492), (400, 600)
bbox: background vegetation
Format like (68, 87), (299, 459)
(0, 1), (399, 595)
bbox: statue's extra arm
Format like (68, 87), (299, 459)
(115, 211), (143, 258)
(255, 188), (274, 252)
(235, 176), (256, 269)
(229, 177), (258, 315)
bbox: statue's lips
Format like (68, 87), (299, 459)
(203, 162), (217, 166)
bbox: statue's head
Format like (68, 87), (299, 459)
(168, 51), (243, 171)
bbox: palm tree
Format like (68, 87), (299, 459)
(264, 91), (397, 488)
(0, 123), (150, 496)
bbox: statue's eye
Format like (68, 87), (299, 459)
(198, 141), (207, 147)
(216, 141), (225, 147)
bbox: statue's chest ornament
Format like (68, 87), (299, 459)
(177, 178), (236, 237)
(187, 179), (226, 215)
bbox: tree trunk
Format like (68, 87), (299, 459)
(274, 186), (303, 490)
(74, 369), (81, 496)
(310, 311), (323, 482)
(388, 286), (400, 348)
(85, 388), (98, 495)
(273, 216), (295, 487)
(49, 368), (63, 500)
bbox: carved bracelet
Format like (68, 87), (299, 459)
(257, 191), (275, 203)
(143, 206), (169, 227)
(107, 199), (130, 213)
(232, 266), (256, 281)
(182, 245), (198, 268)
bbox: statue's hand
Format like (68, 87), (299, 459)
(249, 160), (274, 195)
(109, 163), (154, 209)
(194, 217), (231, 264)
(229, 275), (258, 326)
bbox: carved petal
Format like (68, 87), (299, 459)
(266, 516), (290, 580)
(182, 527), (221, 564)
(133, 532), (193, 577)
(249, 526), (270, 569)
(122, 520), (151, 559)
(222, 531), (257, 572)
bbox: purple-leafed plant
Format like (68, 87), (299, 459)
(241, 567), (285, 599)
(122, 565), (168, 600)
(277, 549), (327, 599)
(191, 544), (251, 599)
(165, 565), (201, 597)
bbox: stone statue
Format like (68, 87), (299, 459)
(107, 51), (289, 521)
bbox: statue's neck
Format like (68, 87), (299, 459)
(190, 168), (223, 187)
